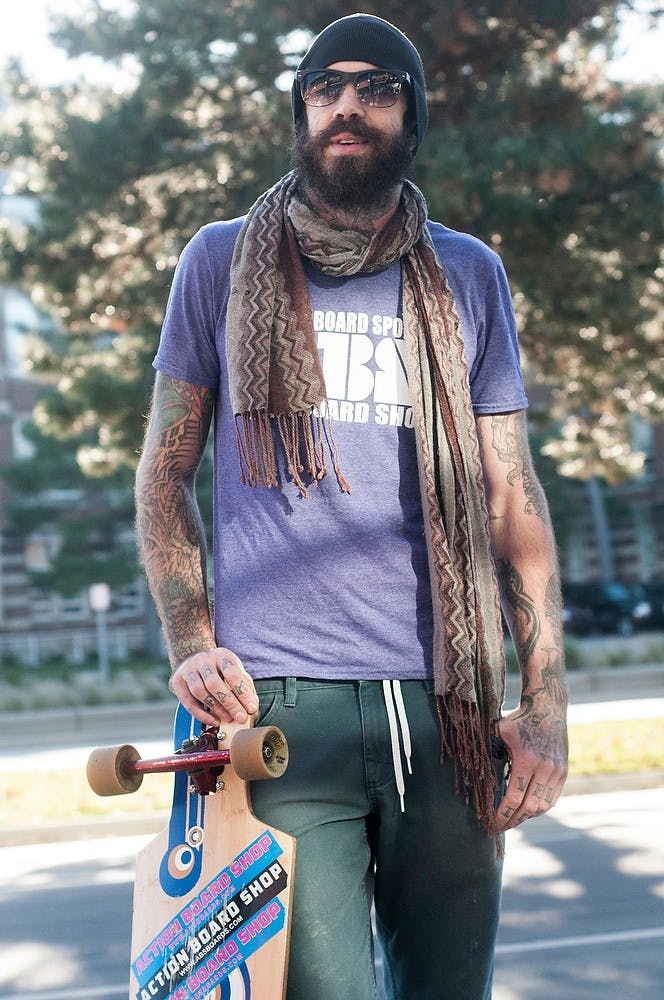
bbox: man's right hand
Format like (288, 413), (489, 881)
(169, 648), (259, 726)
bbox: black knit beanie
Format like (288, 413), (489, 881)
(291, 13), (428, 154)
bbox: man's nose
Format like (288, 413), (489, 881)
(333, 82), (366, 117)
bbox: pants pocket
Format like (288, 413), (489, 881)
(252, 680), (286, 728)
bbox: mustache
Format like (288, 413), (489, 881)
(314, 119), (383, 144)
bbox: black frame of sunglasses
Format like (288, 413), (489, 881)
(296, 68), (411, 108)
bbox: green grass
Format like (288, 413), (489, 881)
(568, 717), (664, 775)
(2, 768), (173, 826)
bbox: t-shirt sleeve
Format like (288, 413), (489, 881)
(466, 252), (528, 414)
(153, 227), (222, 390)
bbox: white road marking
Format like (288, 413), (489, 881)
(496, 925), (664, 954)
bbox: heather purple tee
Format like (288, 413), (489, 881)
(154, 219), (527, 681)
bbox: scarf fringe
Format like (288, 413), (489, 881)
(436, 692), (503, 855)
(235, 410), (351, 498)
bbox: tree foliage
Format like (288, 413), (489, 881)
(1, 0), (662, 483)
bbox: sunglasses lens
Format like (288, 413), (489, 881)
(300, 70), (403, 107)
(301, 72), (342, 106)
(358, 71), (402, 107)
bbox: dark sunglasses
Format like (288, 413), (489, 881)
(297, 68), (410, 109)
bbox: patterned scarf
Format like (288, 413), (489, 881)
(227, 172), (506, 835)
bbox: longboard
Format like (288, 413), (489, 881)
(87, 704), (295, 1000)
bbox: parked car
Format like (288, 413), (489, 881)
(562, 581), (652, 637)
(560, 596), (594, 636)
(641, 581), (664, 629)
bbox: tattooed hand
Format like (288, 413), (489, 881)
(170, 648), (259, 726)
(495, 670), (569, 831)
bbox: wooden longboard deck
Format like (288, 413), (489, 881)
(129, 709), (295, 1000)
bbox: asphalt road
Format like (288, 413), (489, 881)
(494, 787), (664, 1000)
(0, 787), (662, 1000)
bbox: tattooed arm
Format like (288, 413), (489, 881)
(135, 373), (258, 726)
(476, 410), (569, 831)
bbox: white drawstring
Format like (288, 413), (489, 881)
(382, 679), (413, 812)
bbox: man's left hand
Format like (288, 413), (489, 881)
(495, 696), (568, 831)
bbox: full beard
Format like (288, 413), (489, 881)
(292, 119), (414, 215)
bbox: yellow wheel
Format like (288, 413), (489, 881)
(86, 744), (143, 796)
(230, 727), (289, 781)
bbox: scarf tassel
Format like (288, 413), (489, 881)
(436, 692), (504, 855)
(235, 409), (351, 498)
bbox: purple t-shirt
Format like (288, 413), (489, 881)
(154, 218), (527, 681)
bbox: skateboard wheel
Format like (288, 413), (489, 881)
(86, 744), (143, 796)
(230, 727), (289, 781)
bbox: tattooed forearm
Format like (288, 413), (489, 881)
(157, 576), (215, 662)
(490, 415), (547, 519)
(516, 646), (569, 714)
(135, 376), (215, 664)
(498, 560), (569, 722)
(544, 574), (564, 650)
(496, 558), (540, 666)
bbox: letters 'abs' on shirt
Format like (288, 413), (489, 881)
(154, 219), (528, 683)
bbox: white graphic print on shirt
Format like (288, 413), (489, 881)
(314, 309), (413, 429)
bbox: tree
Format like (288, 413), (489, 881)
(0, 0), (662, 483)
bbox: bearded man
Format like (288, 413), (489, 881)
(135, 13), (568, 999)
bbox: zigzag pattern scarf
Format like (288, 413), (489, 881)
(227, 172), (506, 835)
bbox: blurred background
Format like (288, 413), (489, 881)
(0, 0), (663, 692)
